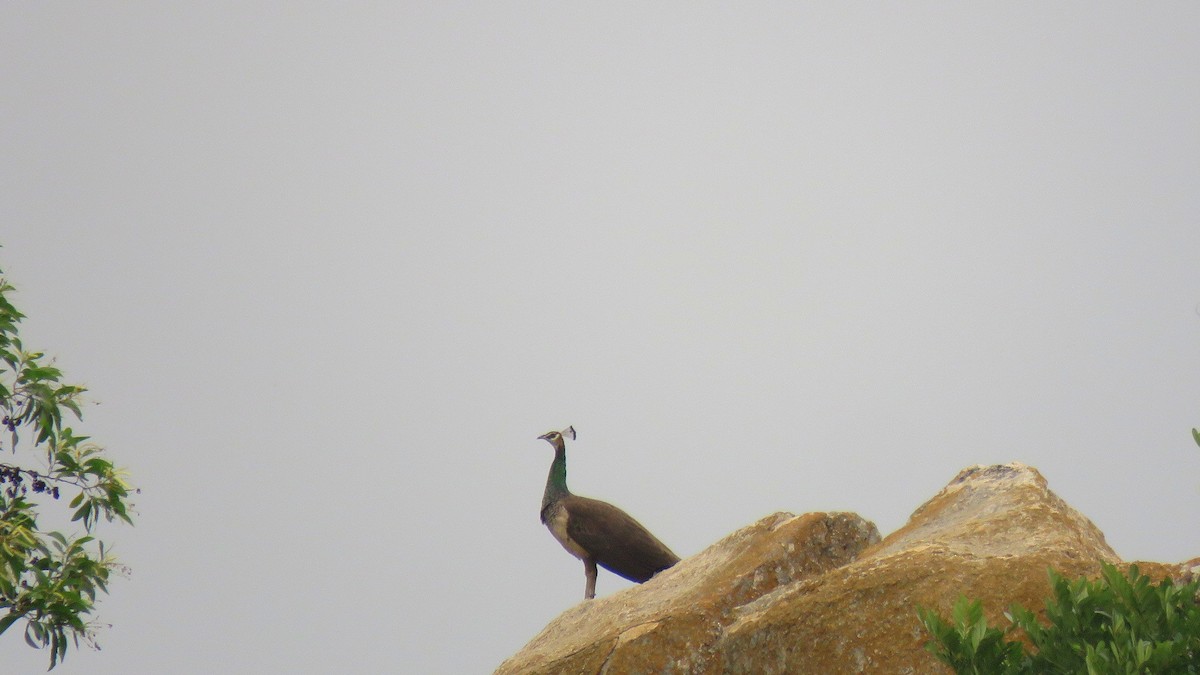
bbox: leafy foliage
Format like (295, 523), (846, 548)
(919, 563), (1200, 674)
(917, 597), (1026, 674)
(0, 266), (135, 669)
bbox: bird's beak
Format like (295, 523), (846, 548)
(537, 432), (553, 441)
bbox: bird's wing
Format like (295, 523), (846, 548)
(563, 495), (680, 583)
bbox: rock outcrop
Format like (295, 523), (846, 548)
(497, 463), (1193, 674)
(495, 511), (881, 674)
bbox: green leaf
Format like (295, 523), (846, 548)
(59, 398), (81, 420)
(44, 531), (68, 548)
(0, 612), (21, 635)
(23, 620), (45, 649)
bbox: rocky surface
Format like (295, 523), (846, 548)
(496, 463), (1194, 674)
(495, 511), (880, 674)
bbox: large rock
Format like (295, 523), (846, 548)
(498, 463), (1190, 674)
(718, 463), (1121, 673)
(494, 511), (882, 674)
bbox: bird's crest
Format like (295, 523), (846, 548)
(562, 425), (576, 441)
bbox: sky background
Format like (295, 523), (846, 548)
(2, 3), (1199, 673)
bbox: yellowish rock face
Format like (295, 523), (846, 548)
(498, 463), (1191, 675)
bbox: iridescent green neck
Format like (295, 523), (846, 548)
(541, 444), (571, 513)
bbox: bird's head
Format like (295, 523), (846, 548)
(538, 425), (576, 448)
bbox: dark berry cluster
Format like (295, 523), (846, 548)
(1, 416), (14, 432)
(0, 466), (60, 500)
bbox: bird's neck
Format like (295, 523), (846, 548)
(541, 444), (571, 513)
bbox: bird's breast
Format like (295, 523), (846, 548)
(543, 502), (590, 561)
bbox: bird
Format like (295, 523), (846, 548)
(537, 426), (680, 600)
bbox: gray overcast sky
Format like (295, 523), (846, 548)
(2, 3), (1199, 673)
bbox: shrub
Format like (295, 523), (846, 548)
(919, 562), (1200, 674)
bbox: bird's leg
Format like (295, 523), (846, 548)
(584, 558), (597, 600)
